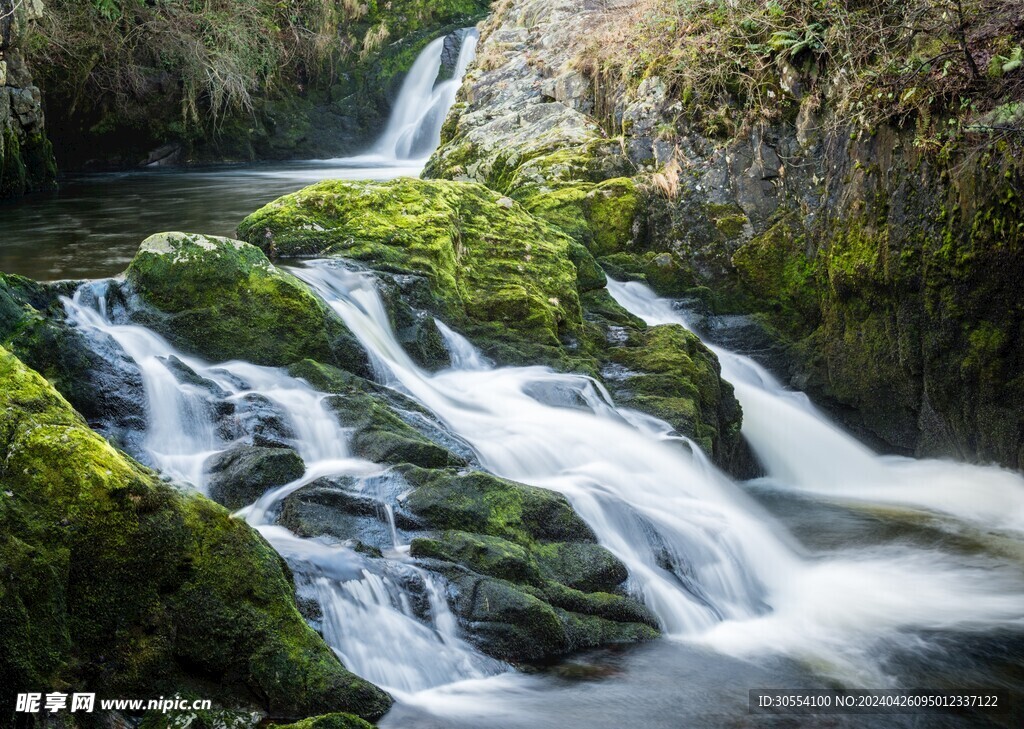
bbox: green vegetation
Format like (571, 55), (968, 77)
(0, 345), (391, 723)
(125, 232), (369, 373)
(238, 179), (586, 349)
(403, 466), (659, 661)
(28, 0), (490, 165)
(580, 0), (1024, 145)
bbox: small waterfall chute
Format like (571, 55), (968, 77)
(372, 30), (480, 162)
(61, 281), (504, 694)
(606, 278), (1024, 535)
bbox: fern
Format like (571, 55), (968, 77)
(92, 0), (121, 21)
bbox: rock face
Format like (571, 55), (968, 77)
(0, 345), (391, 724)
(427, 0), (1024, 471)
(0, 0), (56, 197)
(206, 443), (306, 510)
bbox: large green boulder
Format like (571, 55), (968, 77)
(125, 232), (369, 374)
(237, 179), (585, 349)
(0, 345), (391, 723)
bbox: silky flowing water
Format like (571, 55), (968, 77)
(5, 26), (1024, 729)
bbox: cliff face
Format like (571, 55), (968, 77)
(428, 0), (1024, 470)
(0, 0), (56, 197)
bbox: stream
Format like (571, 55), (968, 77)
(4, 25), (1024, 729)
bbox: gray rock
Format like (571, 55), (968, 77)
(205, 443), (305, 510)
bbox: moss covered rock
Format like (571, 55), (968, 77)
(125, 232), (369, 374)
(0, 346), (391, 722)
(516, 178), (642, 258)
(402, 467), (596, 545)
(400, 466), (658, 661)
(238, 179), (585, 349)
(609, 323), (742, 461)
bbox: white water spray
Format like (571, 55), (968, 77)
(606, 278), (1024, 535)
(296, 263), (1024, 684)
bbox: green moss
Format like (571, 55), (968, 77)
(125, 232), (368, 373)
(532, 542), (628, 593)
(411, 531), (542, 584)
(402, 467), (657, 661)
(705, 202), (749, 240)
(610, 324), (741, 459)
(238, 179), (585, 349)
(732, 212), (820, 334)
(403, 467), (596, 546)
(515, 177), (642, 258)
(0, 345), (391, 721)
(0, 125), (28, 198)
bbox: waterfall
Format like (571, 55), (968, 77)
(61, 284), (502, 695)
(371, 30), (480, 162)
(605, 278), (1024, 535)
(59, 264), (1024, 695)
(295, 262), (1024, 685)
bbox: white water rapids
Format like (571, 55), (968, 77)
(61, 260), (1024, 718)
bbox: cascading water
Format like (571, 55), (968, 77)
(296, 262), (1024, 686)
(606, 278), (1024, 535)
(61, 282), (502, 695)
(370, 30), (480, 162)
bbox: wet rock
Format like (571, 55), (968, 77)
(436, 29), (470, 84)
(533, 542), (628, 594)
(403, 467), (596, 544)
(234, 392), (296, 449)
(206, 443), (305, 510)
(411, 531), (541, 584)
(278, 477), (393, 550)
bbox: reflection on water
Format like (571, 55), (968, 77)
(0, 158), (423, 281)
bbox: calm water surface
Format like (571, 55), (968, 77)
(0, 159), (422, 281)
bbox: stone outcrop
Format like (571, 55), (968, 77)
(427, 0), (1024, 470)
(0, 0), (55, 197)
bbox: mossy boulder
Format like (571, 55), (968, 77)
(237, 179), (585, 350)
(205, 443), (306, 510)
(411, 531), (542, 584)
(532, 542), (629, 594)
(402, 467), (596, 545)
(401, 467), (658, 661)
(609, 324), (742, 461)
(0, 346), (391, 722)
(124, 232), (369, 374)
